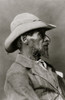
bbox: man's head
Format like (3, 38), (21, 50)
(4, 13), (56, 60)
(14, 28), (50, 60)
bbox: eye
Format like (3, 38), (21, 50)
(38, 30), (45, 38)
(39, 33), (45, 39)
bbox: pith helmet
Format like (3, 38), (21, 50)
(4, 13), (56, 53)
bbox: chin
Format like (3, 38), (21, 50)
(41, 50), (49, 59)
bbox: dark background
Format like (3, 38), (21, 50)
(0, 0), (65, 99)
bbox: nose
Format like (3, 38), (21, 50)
(43, 35), (51, 43)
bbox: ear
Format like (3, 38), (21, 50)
(21, 36), (28, 44)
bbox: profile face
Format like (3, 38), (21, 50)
(26, 29), (51, 59)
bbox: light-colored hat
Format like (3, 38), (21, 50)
(5, 13), (56, 53)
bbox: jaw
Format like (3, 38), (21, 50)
(30, 46), (49, 61)
(40, 45), (49, 59)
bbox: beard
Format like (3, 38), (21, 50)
(30, 47), (41, 60)
(30, 46), (49, 61)
(40, 45), (49, 58)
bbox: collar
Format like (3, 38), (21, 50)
(36, 59), (48, 70)
(15, 54), (35, 68)
(15, 54), (48, 70)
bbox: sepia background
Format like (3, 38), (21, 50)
(0, 0), (65, 99)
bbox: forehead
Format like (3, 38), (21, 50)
(33, 29), (46, 38)
(26, 28), (46, 37)
(25, 29), (46, 40)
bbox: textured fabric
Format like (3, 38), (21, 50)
(4, 54), (65, 100)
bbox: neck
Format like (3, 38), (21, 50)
(20, 46), (40, 61)
(20, 51), (38, 61)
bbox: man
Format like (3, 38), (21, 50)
(4, 13), (65, 100)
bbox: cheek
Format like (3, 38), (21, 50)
(27, 37), (43, 49)
(28, 39), (35, 47)
(39, 40), (43, 49)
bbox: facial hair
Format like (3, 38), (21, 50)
(30, 46), (49, 61)
(41, 45), (49, 58)
(30, 46), (41, 60)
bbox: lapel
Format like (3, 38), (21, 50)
(31, 62), (59, 93)
(15, 54), (59, 93)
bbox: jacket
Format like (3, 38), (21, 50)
(4, 54), (65, 100)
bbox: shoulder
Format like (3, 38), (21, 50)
(6, 62), (27, 78)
